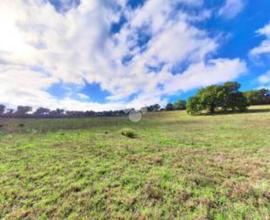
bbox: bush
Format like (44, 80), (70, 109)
(120, 128), (137, 138)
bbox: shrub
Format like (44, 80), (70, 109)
(120, 128), (137, 138)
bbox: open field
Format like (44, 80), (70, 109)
(1, 106), (270, 219)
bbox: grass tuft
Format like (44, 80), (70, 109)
(120, 128), (137, 138)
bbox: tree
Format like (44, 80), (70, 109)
(223, 81), (240, 93)
(196, 85), (224, 114)
(173, 100), (186, 110)
(187, 82), (248, 115)
(186, 96), (204, 115)
(49, 109), (65, 117)
(226, 92), (248, 112)
(165, 103), (174, 111)
(244, 90), (260, 105)
(244, 89), (270, 105)
(15, 106), (32, 116)
(0, 105), (5, 115)
(222, 82), (241, 111)
(34, 107), (50, 117)
(260, 89), (270, 104)
(6, 109), (14, 116)
(147, 104), (161, 112)
(85, 110), (96, 117)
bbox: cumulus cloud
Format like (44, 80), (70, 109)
(251, 22), (270, 90)
(218, 0), (245, 19)
(164, 58), (247, 93)
(258, 71), (270, 85)
(0, 64), (58, 108)
(256, 71), (270, 90)
(0, 0), (247, 110)
(250, 22), (270, 57)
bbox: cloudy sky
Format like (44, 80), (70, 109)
(0, 0), (270, 111)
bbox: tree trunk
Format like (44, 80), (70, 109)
(210, 104), (215, 114)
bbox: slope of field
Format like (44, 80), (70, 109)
(1, 106), (270, 219)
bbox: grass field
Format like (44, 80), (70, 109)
(1, 106), (270, 219)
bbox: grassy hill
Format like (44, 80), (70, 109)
(1, 106), (270, 219)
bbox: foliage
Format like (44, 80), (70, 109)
(1, 82), (270, 119)
(187, 82), (248, 114)
(120, 128), (137, 138)
(147, 104), (161, 112)
(244, 89), (270, 105)
(15, 106), (32, 116)
(165, 100), (186, 112)
(165, 103), (174, 111)
(34, 107), (50, 116)
(173, 100), (186, 110)
(0, 104), (162, 118)
(186, 96), (203, 115)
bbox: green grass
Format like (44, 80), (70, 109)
(1, 106), (270, 219)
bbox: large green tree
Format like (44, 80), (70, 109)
(187, 82), (248, 115)
(186, 96), (204, 115)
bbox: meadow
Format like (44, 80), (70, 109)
(0, 106), (270, 219)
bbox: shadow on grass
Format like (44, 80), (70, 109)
(247, 108), (270, 113)
(198, 107), (270, 116)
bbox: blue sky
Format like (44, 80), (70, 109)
(0, 0), (270, 110)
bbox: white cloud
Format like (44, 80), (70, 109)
(250, 22), (270, 57)
(0, 64), (58, 108)
(77, 93), (89, 100)
(164, 58), (247, 93)
(0, 0), (247, 110)
(219, 0), (245, 19)
(258, 71), (270, 88)
(250, 22), (270, 90)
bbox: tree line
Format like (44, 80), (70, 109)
(186, 82), (270, 115)
(0, 82), (269, 118)
(0, 104), (170, 118)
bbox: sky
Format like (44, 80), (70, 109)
(0, 0), (270, 111)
